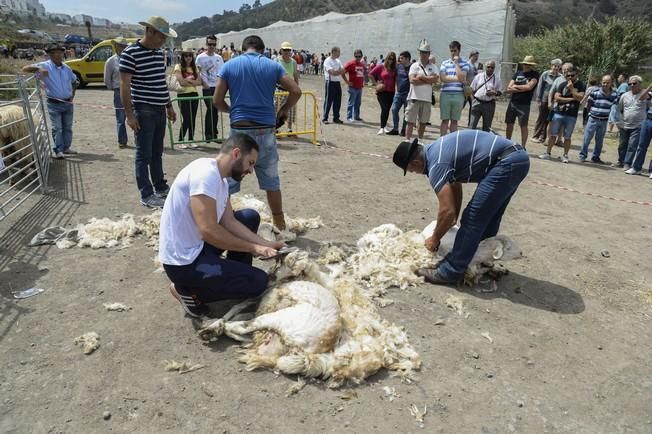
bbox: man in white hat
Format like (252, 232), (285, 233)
(120, 16), (177, 209)
(406, 39), (438, 141)
(104, 37), (130, 149)
(505, 55), (539, 148)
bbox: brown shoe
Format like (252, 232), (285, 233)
(272, 212), (286, 231)
(416, 267), (460, 285)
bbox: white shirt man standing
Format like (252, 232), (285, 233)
(322, 46), (345, 124)
(196, 34), (225, 142)
(469, 60), (502, 132)
(406, 39), (438, 141)
(103, 37), (129, 148)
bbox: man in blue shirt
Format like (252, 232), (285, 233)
(393, 130), (529, 284)
(213, 35), (301, 231)
(23, 43), (78, 159)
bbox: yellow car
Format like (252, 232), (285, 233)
(65, 38), (137, 88)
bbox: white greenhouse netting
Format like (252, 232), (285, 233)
(182, 0), (515, 84)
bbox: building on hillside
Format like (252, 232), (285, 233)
(72, 13), (93, 25)
(92, 17), (112, 27)
(0, 0), (46, 16)
(49, 12), (72, 24)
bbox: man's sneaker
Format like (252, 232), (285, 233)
(591, 157), (606, 165)
(62, 149), (78, 155)
(155, 186), (170, 198)
(383, 126), (393, 134)
(386, 129), (399, 136)
(354, 118), (364, 122)
(611, 162), (623, 168)
(623, 165), (631, 171)
(169, 284), (210, 318)
(416, 267), (460, 285)
(649, 172), (652, 179)
(333, 119), (344, 124)
(578, 156), (587, 163)
(53, 151), (65, 159)
(118, 143), (128, 149)
(561, 154), (569, 163)
(322, 119), (329, 124)
(624, 168), (641, 175)
(538, 153), (551, 160)
(141, 194), (165, 208)
(346, 118), (354, 124)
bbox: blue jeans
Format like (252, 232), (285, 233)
(134, 103), (168, 199)
(579, 116), (607, 160)
(631, 118), (652, 172)
(162, 209), (268, 303)
(619, 127), (641, 166)
(550, 113), (577, 139)
(438, 150), (530, 281)
(346, 87), (362, 121)
(47, 101), (74, 153)
(113, 89), (127, 145)
(228, 126), (279, 194)
(391, 91), (408, 131)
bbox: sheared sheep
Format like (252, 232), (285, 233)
(198, 250), (421, 388)
(419, 220), (523, 286)
(0, 104), (37, 189)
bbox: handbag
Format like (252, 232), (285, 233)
(166, 73), (183, 93)
(375, 81), (385, 93)
(418, 63), (436, 106)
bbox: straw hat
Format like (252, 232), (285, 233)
(138, 16), (177, 38)
(280, 41), (292, 50)
(520, 55), (537, 65)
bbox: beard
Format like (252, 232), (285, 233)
(231, 156), (246, 182)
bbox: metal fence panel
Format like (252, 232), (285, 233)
(0, 74), (52, 221)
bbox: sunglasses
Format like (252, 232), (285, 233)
(486, 66), (495, 69)
(629, 82), (639, 85)
(566, 74), (576, 78)
(207, 43), (216, 47)
(354, 55), (362, 58)
(281, 49), (291, 52)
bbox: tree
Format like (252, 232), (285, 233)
(253, 0), (262, 8)
(239, 3), (251, 13)
(514, 17), (652, 77)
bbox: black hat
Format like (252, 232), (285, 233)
(392, 138), (420, 176)
(45, 43), (65, 53)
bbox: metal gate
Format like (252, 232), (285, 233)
(0, 74), (51, 221)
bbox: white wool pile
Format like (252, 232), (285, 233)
(57, 212), (161, 250)
(103, 302), (131, 312)
(231, 193), (323, 235)
(200, 250), (421, 388)
(74, 332), (100, 355)
(347, 224), (435, 293)
(316, 244), (348, 265)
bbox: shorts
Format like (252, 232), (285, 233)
(549, 112), (577, 139)
(439, 92), (465, 121)
(405, 100), (431, 124)
(505, 101), (531, 125)
(228, 126), (279, 194)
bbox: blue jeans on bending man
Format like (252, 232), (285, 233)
(437, 151), (530, 281)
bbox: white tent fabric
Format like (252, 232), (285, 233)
(183, 0), (515, 83)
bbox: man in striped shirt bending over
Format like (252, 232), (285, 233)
(120, 16), (177, 209)
(578, 75), (617, 164)
(393, 130), (530, 284)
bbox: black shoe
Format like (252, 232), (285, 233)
(169, 284), (211, 318)
(416, 268), (460, 285)
(386, 129), (399, 136)
(591, 157), (606, 165)
(333, 119), (344, 124)
(155, 186), (170, 198)
(322, 119), (329, 124)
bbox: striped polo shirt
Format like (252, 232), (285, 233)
(440, 58), (471, 93)
(588, 89), (618, 120)
(425, 130), (517, 193)
(119, 41), (169, 106)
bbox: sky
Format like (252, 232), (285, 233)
(40, 0), (266, 24)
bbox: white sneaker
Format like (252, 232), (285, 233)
(538, 153), (551, 160)
(383, 126), (393, 133)
(346, 118), (354, 124)
(54, 152), (65, 159)
(624, 168), (641, 175)
(376, 128), (385, 135)
(561, 154), (569, 163)
(649, 173), (652, 179)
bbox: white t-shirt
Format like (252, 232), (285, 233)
(196, 52), (225, 88)
(323, 56), (343, 82)
(159, 158), (229, 266)
(407, 62), (437, 102)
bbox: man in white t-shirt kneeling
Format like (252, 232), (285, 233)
(159, 134), (284, 318)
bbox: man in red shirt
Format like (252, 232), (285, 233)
(343, 49), (365, 123)
(293, 51), (304, 74)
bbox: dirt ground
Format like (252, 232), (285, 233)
(1, 73), (652, 434)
